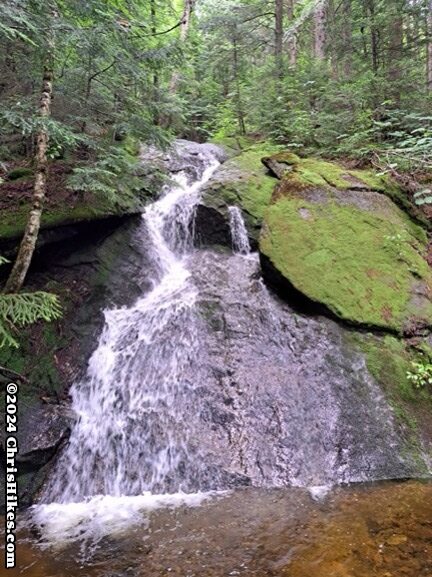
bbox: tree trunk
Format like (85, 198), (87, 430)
(4, 65), (53, 293)
(169, 0), (195, 93)
(427, 0), (432, 91)
(151, 0), (160, 125)
(233, 33), (246, 135)
(286, 0), (297, 67)
(342, 0), (352, 77)
(151, 0), (159, 91)
(313, 1), (326, 60)
(275, 0), (284, 78)
(81, 54), (92, 134)
(389, 9), (403, 105)
(367, 0), (379, 74)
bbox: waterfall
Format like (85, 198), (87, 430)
(228, 206), (251, 255)
(30, 141), (424, 548)
(42, 149), (221, 504)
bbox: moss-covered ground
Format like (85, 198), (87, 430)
(0, 137), (148, 241)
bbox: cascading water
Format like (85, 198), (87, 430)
(228, 206), (251, 255)
(30, 140), (427, 548)
(42, 149), (221, 504)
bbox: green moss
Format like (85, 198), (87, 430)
(287, 158), (392, 192)
(350, 168), (396, 192)
(298, 159), (352, 189)
(0, 192), (140, 241)
(355, 335), (415, 399)
(260, 195), (432, 332)
(201, 144), (281, 237)
(240, 175), (276, 220)
(347, 332), (432, 468)
(260, 153), (400, 198)
(225, 145), (281, 220)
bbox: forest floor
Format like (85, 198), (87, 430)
(0, 162), (85, 212)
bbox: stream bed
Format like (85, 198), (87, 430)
(3, 480), (432, 577)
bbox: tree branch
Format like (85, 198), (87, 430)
(0, 365), (29, 384)
(129, 19), (185, 39)
(88, 59), (117, 83)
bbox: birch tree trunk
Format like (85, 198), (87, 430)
(169, 0), (195, 93)
(286, 0), (297, 67)
(4, 64), (53, 293)
(313, 1), (326, 60)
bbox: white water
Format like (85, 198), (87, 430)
(31, 491), (223, 547)
(32, 148), (222, 544)
(228, 206), (251, 255)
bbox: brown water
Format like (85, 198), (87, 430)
(4, 480), (432, 577)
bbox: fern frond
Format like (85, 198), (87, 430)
(0, 292), (62, 326)
(0, 318), (19, 349)
(0, 292), (62, 349)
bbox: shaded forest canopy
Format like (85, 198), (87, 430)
(1, 0), (432, 162)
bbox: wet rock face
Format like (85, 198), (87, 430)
(141, 139), (227, 183)
(17, 405), (71, 467)
(180, 250), (426, 488)
(196, 145), (277, 247)
(0, 401), (72, 510)
(0, 216), (154, 513)
(14, 404), (72, 508)
(170, 140), (227, 175)
(6, 142), (430, 512)
(194, 204), (233, 248)
(0, 139), (226, 512)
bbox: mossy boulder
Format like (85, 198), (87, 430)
(260, 154), (432, 334)
(262, 151), (301, 179)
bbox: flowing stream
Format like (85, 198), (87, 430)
(26, 141), (428, 551)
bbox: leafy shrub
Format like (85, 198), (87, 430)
(407, 360), (432, 389)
